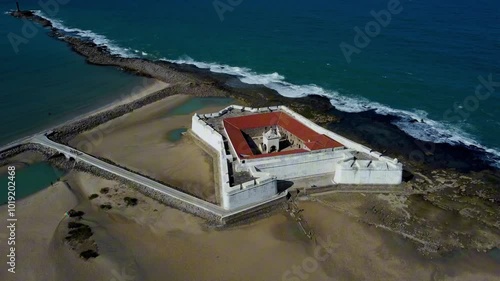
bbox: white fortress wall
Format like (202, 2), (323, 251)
(192, 114), (223, 151)
(192, 105), (404, 210)
(278, 105), (403, 185)
(192, 113), (279, 210)
(222, 174), (277, 209)
(197, 104), (397, 167)
(192, 114), (231, 208)
(241, 149), (351, 180)
(247, 165), (271, 178)
(278, 106), (400, 165)
(334, 159), (403, 185)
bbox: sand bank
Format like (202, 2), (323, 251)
(7, 10), (498, 258)
(3, 170), (498, 280)
(68, 94), (233, 204)
(0, 181), (78, 281)
(87, 79), (169, 116)
(0, 10), (498, 280)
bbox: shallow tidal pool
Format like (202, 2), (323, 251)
(0, 162), (64, 205)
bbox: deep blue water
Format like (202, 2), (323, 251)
(0, 0), (499, 165)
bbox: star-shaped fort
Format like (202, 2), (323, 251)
(192, 105), (403, 209)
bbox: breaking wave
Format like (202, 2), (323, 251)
(14, 10), (500, 167)
(166, 56), (500, 167)
(32, 10), (137, 58)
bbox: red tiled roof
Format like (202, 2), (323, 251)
(224, 121), (254, 156)
(249, 149), (309, 159)
(223, 112), (343, 159)
(305, 134), (343, 150)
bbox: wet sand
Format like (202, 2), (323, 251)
(68, 94), (233, 204)
(1, 171), (498, 281)
(0, 181), (78, 281)
(0, 80), (496, 281)
(0, 10), (498, 279)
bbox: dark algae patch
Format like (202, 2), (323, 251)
(67, 209), (85, 219)
(8, 9), (500, 257)
(64, 210), (99, 260)
(124, 197), (138, 206)
(100, 204), (112, 210)
(80, 250), (99, 260)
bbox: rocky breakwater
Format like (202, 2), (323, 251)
(0, 143), (57, 165)
(10, 10), (51, 27)
(47, 86), (177, 144)
(8, 9), (500, 250)
(70, 160), (222, 224)
(8, 10), (338, 126)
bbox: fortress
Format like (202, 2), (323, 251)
(192, 105), (403, 210)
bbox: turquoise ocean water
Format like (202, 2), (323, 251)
(0, 0), (499, 166)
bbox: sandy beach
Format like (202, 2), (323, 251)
(0, 180), (78, 281)
(1, 168), (499, 281)
(0, 84), (498, 280)
(1, 7), (499, 281)
(86, 79), (170, 116)
(68, 93), (233, 204)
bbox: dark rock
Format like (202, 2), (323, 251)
(68, 222), (85, 229)
(100, 204), (112, 210)
(79, 250), (99, 260)
(67, 209), (85, 218)
(66, 224), (92, 242)
(124, 197), (138, 206)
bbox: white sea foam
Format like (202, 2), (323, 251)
(32, 10), (137, 58)
(166, 56), (500, 167)
(16, 11), (500, 167)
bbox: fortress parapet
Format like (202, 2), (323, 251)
(192, 105), (403, 210)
